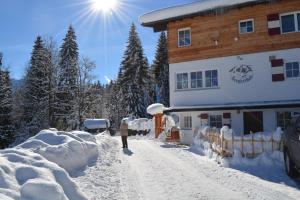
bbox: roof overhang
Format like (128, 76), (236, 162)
(164, 100), (300, 113)
(140, 0), (274, 32)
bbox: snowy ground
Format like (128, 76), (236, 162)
(74, 135), (300, 200)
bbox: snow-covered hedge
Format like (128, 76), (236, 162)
(0, 129), (101, 200)
(123, 118), (152, 132)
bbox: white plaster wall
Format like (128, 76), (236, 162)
(169, 48), (300, 107)
(175, 108), (300, 139)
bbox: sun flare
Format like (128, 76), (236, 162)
(91, 0), (118, 12)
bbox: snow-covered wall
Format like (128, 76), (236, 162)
(169, 48), (300, 107)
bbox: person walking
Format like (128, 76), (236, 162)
(120, 120), (128, 148)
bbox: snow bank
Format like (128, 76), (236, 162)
(0, 148), (87, 200)
(147, 103), (164, 115)
(84, 119), (108, 129)
(18, 130), (98, 174)
(140, 0), (260, 24)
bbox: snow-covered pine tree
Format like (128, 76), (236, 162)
(119, 23), (151, 118)
(152, 31), (169, 106)
(23, 36), (52, 135)
(55, 25), (79, 130)
(44, 38), (60, 127)
(0, 54), (15, 148)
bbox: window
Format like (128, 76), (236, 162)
(210, 115), (222, 128)
(281, 12), (300, 33)
(205, 70), (218, 88)
(176, 73), (188, 90)
(277, 112), (292, 130)
(286, 62), (299, 78)
(191, 71), (203, 89)
(178, 28), (191, 47)
(183, 116), (192, 129)
(239, 19), (254, 34)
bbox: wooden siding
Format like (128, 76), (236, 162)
(167, 0), (300, 64)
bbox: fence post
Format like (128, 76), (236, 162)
(241, 134), (244, 157)
(271, 134), (274, 152)
(251, 132), (254, 158)
(261, 133), (264, 154)
(232, 131), (234, 156)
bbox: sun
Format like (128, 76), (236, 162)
(91, 0), (118, 12)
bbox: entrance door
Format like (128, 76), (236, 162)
(243, 111), (263, 134)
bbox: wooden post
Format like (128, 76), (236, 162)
(251, 132), (254, 158)
(155, 113), (163, 138)
(261, 133), (264, 154)
(241, 134), (244, 157)
(232, 131), (234, 156)
(271, 134), (274, 152)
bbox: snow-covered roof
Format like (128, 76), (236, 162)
(140, 0), (267, 28)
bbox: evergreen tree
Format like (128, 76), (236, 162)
(23, 36), (52, 135)
(119, 23), (151, 118)
(152, 31), (169, 106)
(0, 54), (15, 148)
(55, 25), (79, 130)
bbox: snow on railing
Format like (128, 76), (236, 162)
(194, 126), (283, 158)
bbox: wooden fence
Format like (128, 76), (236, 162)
(198, 128), (283, 158)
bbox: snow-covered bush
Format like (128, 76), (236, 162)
(18, 130), (98, 175)
(123, 118), (152, 135)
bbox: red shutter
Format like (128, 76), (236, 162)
(272, 74), (285, 82)
(200, 113), (209, 119)
(271, 59), (284, 67)
(223, 113), (231, 119)
(267, 13), (281, 36)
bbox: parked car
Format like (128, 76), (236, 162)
(83, 119), (111, 135)
(283, 115), (300, 177)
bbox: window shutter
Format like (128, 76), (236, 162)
(223, 113), (231, 127)
(271, 58), (285, 82)
(200, 113), (209, 119)
(267, 14), (281, 36)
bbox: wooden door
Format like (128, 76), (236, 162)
(243, 111), (263, 135)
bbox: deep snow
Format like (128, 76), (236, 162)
(74, 135), (300, 200)
(0, 129), (100, 200)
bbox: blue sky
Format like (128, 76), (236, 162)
(0, 0), (195, 84)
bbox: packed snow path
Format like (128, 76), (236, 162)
(74, 135), (300, 200)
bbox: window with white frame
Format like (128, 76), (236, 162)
(239, 19), (254, 34)
(277, 112), (292, 130)
(183, 116), (192, 129)
(191, 71), (203, 89)
(281, 12), (300, 33)
(205, 70), (218, 88)
(286, 62), (300, 78)
(209, 115), (222, 128)
(178, 28), (191, 47)
(176, 73), (188, 90)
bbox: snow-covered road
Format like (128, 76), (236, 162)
(74, 135), (300, 200)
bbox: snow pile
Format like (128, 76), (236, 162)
(84, 119), (108, 129)
(18, 130), (98, 175)
(0, 148), (87, 200)
(147, 103), (164, 115)
(140, 0), (260, 24)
